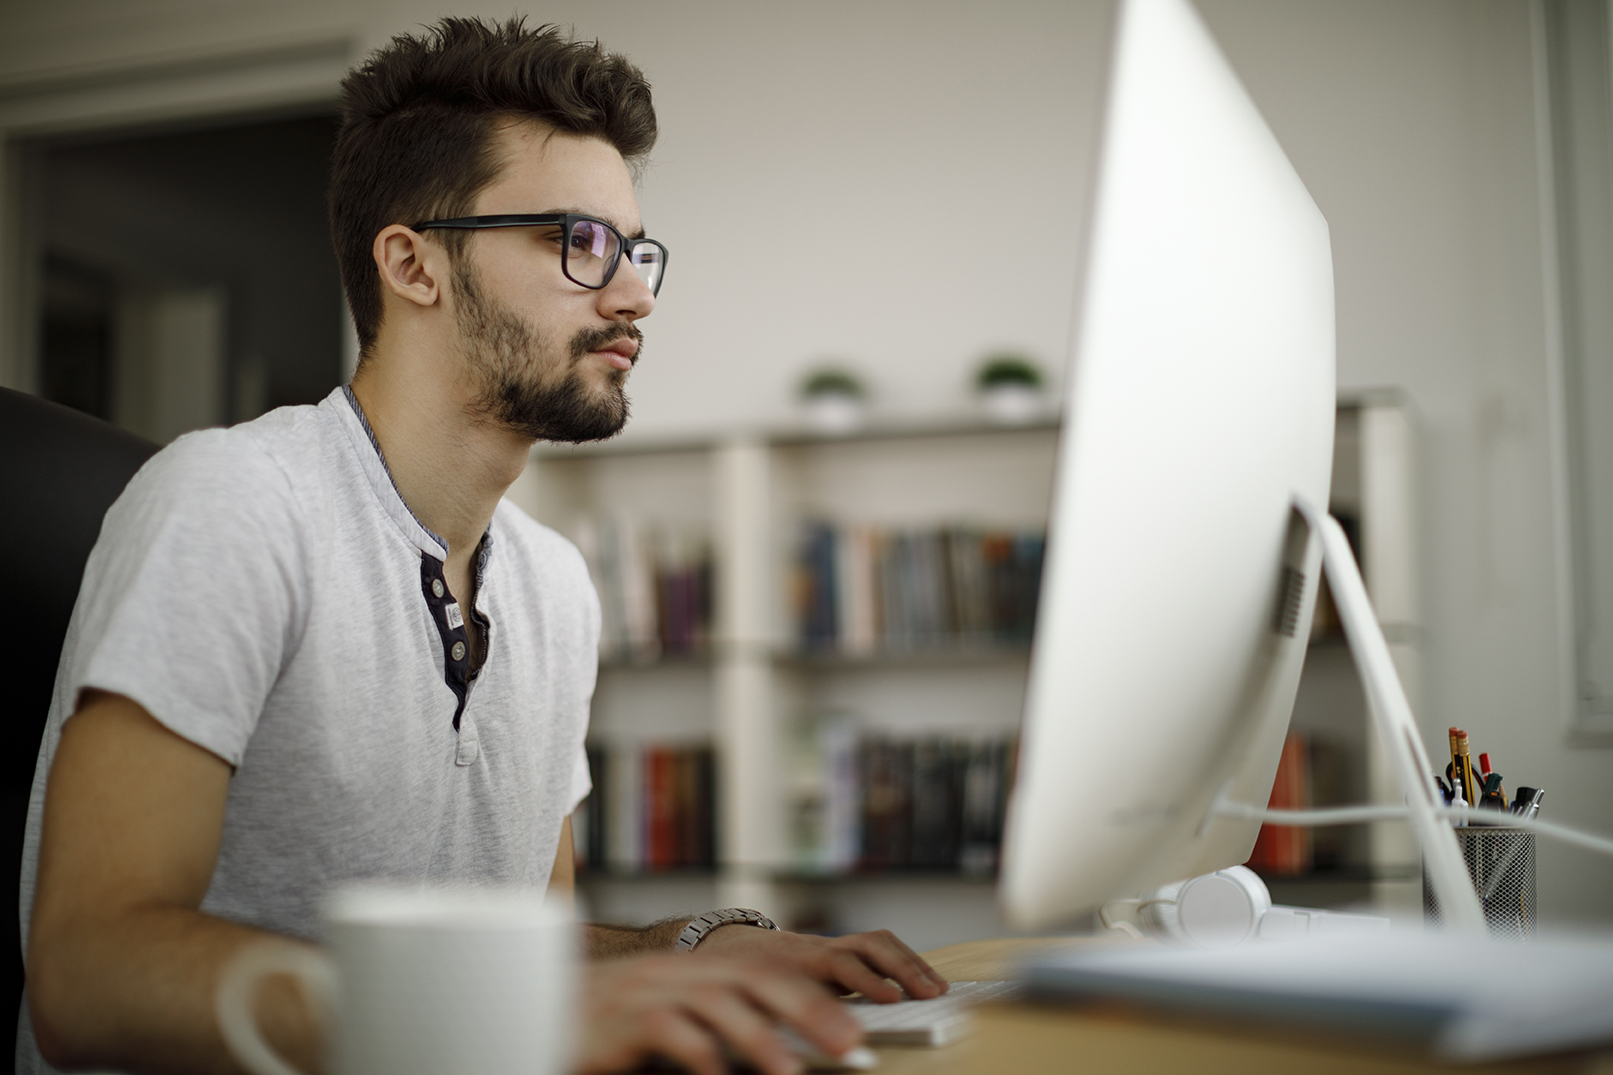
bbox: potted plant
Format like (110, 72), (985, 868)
(975, 354), (1046, 424)
(798, 366), (868, 434)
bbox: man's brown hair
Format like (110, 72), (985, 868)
(330, 17), (657, 355)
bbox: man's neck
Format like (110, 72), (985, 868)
(347, 367), (532, 574)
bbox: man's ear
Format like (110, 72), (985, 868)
(374, 225), (444, 309)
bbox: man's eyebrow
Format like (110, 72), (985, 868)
(547, 208), (646, 240)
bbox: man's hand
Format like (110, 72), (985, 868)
(694, 925), (949, 1003)
(579, 954), (862, 1075)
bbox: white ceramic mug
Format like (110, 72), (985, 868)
(217, 885), (574, 1075)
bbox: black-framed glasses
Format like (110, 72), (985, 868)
(411, 213), (667, 296)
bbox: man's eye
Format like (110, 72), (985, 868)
(569, 222), (616, 259)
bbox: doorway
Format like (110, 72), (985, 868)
(30, 112), (344, 440)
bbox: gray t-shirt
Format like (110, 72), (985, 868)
(17, 387), (596, 1074)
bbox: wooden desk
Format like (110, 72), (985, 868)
(876, 938), (1613, 1075)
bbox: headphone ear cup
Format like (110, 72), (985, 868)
(1137, 879), (1187, 942)
(1175, 866), (1272, 947)
(1136, 867), (1273, 947)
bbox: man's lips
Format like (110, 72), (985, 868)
(593, 338), (639, 371)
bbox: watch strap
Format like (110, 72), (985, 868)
(674, 907), (780, 952)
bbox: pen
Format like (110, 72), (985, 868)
(1525, 787), (1545, 820)
(1448, 729), (1461, 805)
(1449, 727), (1477, 808)
(1479, 772), (1507, 811)
(1478, 752), (1507, 805)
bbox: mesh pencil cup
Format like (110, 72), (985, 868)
(1423, 826), (1536, 938)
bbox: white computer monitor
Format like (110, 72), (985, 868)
(997, 0), (1337, 930)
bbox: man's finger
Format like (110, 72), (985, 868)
(731, 962), (863, 1058)
(877, 930), (949, 989)
(680, 985), (802, 1075)
(838, 931), (946, 999)
(825, 948), (903, 1003)
(637, 1006), (727, 1075)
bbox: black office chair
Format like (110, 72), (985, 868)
(0, 387), (157, 1063)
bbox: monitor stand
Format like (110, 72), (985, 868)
(1284, 497), (1486, 933)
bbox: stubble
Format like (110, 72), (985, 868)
(454, 262), (638, 444)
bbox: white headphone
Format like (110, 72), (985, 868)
(1105, 865), (1273, 947)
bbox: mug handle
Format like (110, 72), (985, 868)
(216, 941), (335, 1075)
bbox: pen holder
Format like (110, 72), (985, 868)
(1422, 826), (1536, 938)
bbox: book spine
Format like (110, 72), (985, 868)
(1247, 732), (1312, 875)
(675, 747), (698, 868)
(607, 740), (642, 873)
(647, 747), (679, 871)
(823, 719), (861, 871)
(695, 747), (716, 868)
(800, 522), (1046, 654)
(958, 738), (1001, 875)
(577, 745), (609, 872)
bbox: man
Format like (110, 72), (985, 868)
(20, 19), (945, 1075)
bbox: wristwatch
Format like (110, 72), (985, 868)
(674, 907), (780, 952)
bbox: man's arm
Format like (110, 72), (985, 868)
(554, 809), (945, 999)
(546, 814), (575, 914)
(27, 691), (321, 1075)
(545, 817), (695, 958)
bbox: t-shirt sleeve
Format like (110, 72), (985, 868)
(63, 430), (306, 767)
(566, 527), (600, 816)
(568, 742), (592, 816)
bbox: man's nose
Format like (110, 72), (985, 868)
(601, 254), (655, 322)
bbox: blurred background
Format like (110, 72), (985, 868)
(1, 0), (1610, 946)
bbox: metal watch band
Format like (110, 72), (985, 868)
(673, 907), (780, 952)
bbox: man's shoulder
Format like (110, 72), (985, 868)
(490, 499), (599, 651)
(111, 400), (350, 543)
(141, 397), (346, 489)
(492, 498), (588, 578)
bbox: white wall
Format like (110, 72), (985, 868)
(1197, 0), (1612, 924)
(2, 0), (1608, 921)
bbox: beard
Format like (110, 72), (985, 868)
(454, 263), (638, 443)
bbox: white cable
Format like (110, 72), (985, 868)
(1217, 803), (1407, 826)
(1212, 799), (1613, 858)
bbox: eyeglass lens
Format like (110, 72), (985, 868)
(566, 219), (663, 294)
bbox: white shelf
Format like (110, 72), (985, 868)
(511, 397), (1420, 935)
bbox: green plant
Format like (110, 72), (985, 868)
(976, 354), (1043, 391)
(800, 367), (866, 399)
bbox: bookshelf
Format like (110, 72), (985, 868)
(1260, 391), (1425, 920)
(506, 394), (1421, 940)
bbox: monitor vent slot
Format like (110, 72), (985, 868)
(1274, 565), (1305, 638)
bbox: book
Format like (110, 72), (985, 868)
(793, 522), (1047, 653)
(860, 738), (914, 870)
(590, 741), (717, 874)
(959, 737), (1008, 875)
(792, 720), (1018, 875)
(575, 515), (714, 663)
(909, 738), (963, 868)
(606, 739), (643, 873)
(1246, 732), (1313, 876)
(644, 747), (679, 871)
(574, 746), (609, 872)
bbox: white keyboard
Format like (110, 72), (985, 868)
(782, 980), (1024, 1069)
(848, 980), (1023, 1046)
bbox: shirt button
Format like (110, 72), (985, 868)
(451, 641), (467, 662)
(432, 579), (445, 598)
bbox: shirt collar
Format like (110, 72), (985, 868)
(329, 386), (472, 561)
